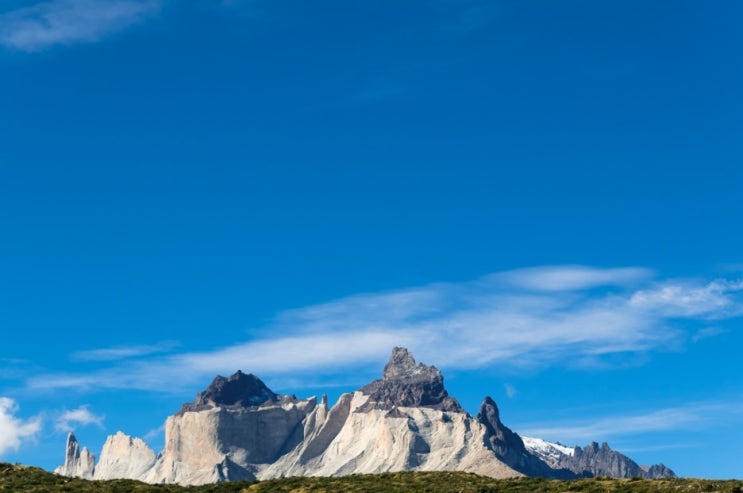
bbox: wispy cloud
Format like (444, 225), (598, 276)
(71, 341), (179, 362)
(630, 279), (743, 318)
(143, 423), (164, 442)
(691, 327), (728, 343)
(516, 400), (742, 446)
(0, 0), (160, 52)
(492, 265), (652, 292)
(24, 266), (743, 394)
(54, 405), (104, 432)
(0, 398), (41, 457)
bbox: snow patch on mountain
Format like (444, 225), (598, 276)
(522, 436), (575, 466)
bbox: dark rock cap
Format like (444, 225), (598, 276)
(178, 370), (278, 414)
(357, 347), (463, 413)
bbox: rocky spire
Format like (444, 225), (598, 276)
(54, 432), (95, 479)
(179, 370), (278, 414)
(357, 347), (463, 413)
(477, 397), (560, 478)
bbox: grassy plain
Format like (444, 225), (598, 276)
(2, 463), (741, 493)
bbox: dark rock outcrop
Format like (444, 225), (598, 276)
(556, 441), (676, 479)
(643, 463), (676, 478)
(477, 397), (569, 478)
(178, 370), (279, 414)
(356, 347), (464, 413)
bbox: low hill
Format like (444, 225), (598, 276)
(2, 463), (741, 493)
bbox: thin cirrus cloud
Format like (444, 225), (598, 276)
(25, 265), (743, 394)
(630, 279), (743, 318)
(54, 405), (104, 432)
(489, 265), (653, 292)
(0, 0), (160, 52)
(0, 397), (41, 457)
(70, 341), (180, 362)
(516, 399), (742, 446)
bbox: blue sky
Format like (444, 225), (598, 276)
(1, 0), (742, 479)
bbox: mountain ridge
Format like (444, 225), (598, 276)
(55, 347), (675, 485)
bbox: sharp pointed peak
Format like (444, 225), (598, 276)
(481, 395), (498, 406)
(382, 347), (441, 382)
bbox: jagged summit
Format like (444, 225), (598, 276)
(357, 347), (463, 413)
(522, 437), (676, 479)
(382, 347), (428, 380)
(179, 370), (278, 414)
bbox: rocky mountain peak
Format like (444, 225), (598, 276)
(179, 370), (278, 414)
(479, 396), (501, 420)
(357, 347), (463, 413)
(555, 440), (676, 479)
(382, 347), (424, 380)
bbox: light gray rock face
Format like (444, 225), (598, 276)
(55, 347), (676, 485)
(95, 431), (157, 480)
(261, 390), (519, 480)
(54, 432), (95, 479)
(152, 395), (316, 484)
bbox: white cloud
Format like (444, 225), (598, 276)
(24, 266), (743, 394)
(0, 398), (42, 457)
(691, 327), (727, 343)
(630, 279), (743, 318)
(143, 423), (164, 441)
(504, 383), (517, 398)
(71, 341), (179, 361)
(54, 405), (104, 432)
(515, 400), (741, 446)
(0, 0), (160, 51)
(491, 265), (653, 292)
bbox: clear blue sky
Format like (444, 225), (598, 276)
(1, 0), (741, 479)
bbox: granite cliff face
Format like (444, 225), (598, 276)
(54, 432), (95, 479)
(95, 431), (157, 480)
(56, 347), (675, 485)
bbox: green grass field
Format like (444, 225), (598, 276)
(2, 463), (741, 493)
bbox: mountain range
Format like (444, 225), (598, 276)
(55, 347), (675, 485)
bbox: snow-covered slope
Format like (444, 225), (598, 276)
(522, 436), (575, 467)
(523, 436), (675, 479)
